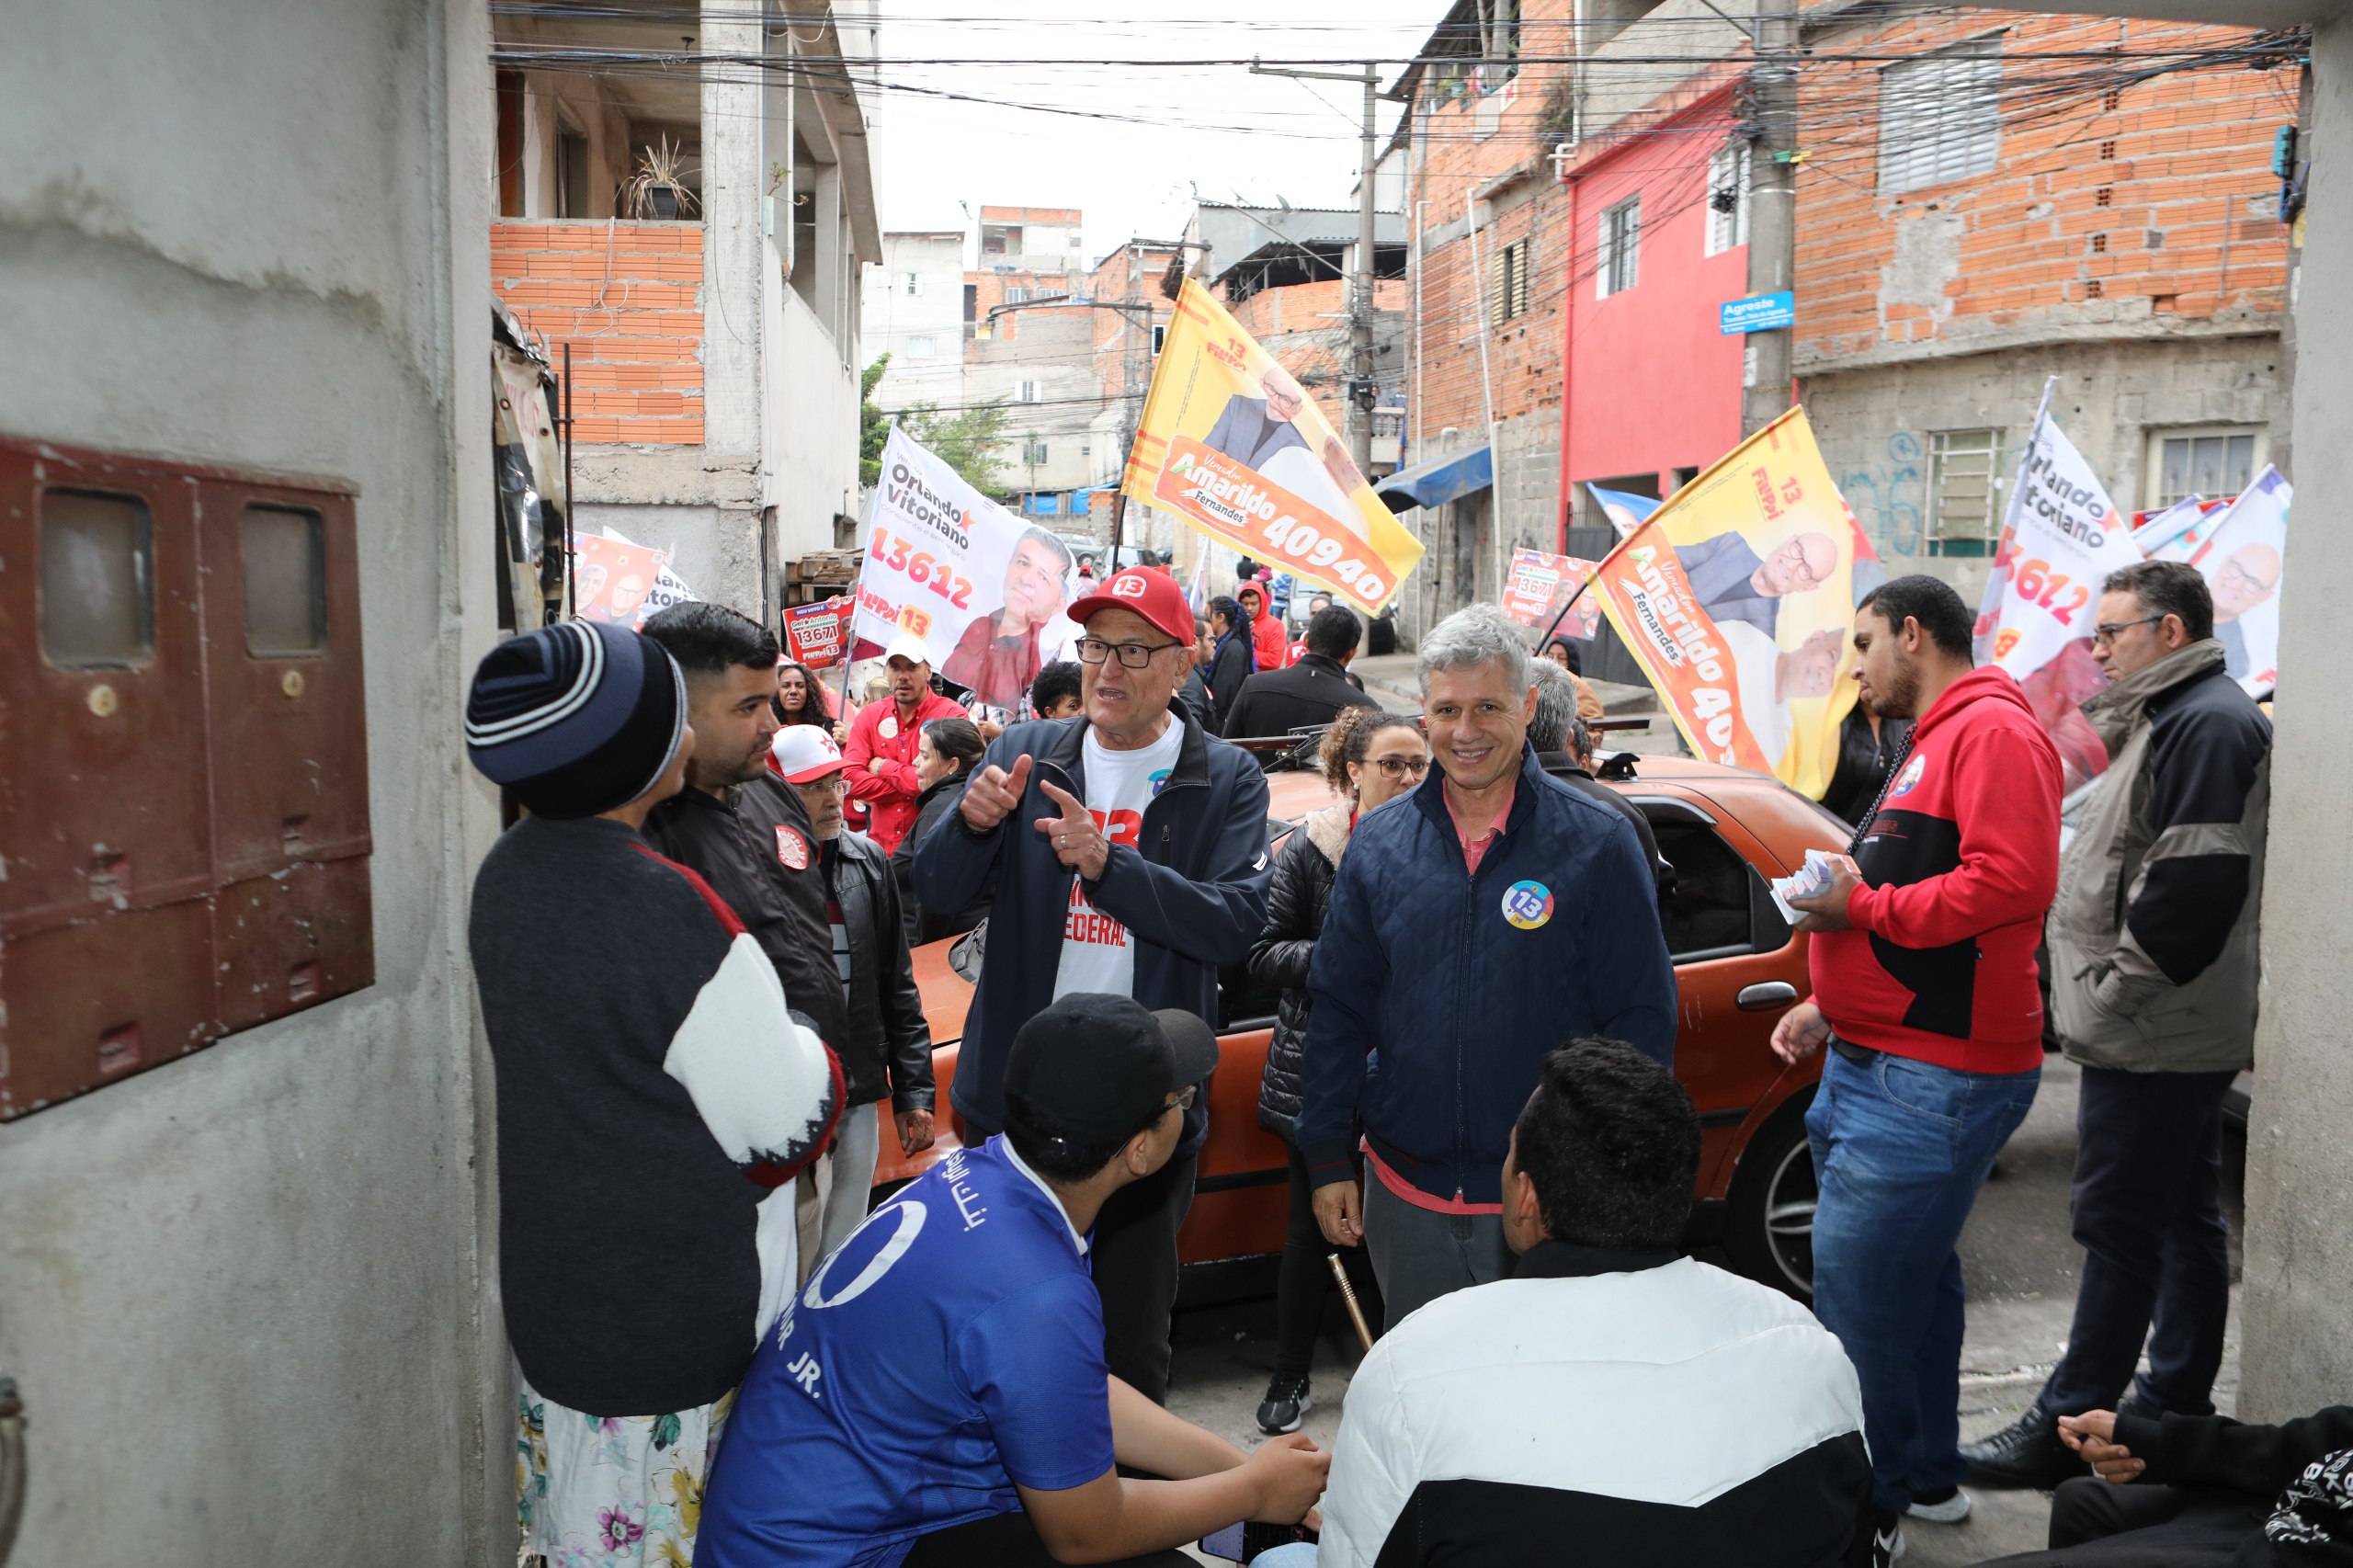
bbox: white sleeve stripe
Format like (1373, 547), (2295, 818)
(664, 932), (837, 1164)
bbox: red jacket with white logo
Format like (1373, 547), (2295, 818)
(1809, 666), (2062, 1074)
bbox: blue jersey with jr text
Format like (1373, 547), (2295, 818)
(695, 1136), (1117, 1568)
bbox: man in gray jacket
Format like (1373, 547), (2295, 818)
(1964, 560), (2272, 1490)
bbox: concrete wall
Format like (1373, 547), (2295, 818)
(1802, 334), (2279, 605)
(0, 1), (504, 1563)
(2238, 7), (2353, 1425)
(767, 269), (864, 565)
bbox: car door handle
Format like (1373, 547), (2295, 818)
(1737, 982), (1800, 1012)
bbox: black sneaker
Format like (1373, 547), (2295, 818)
(1864, 1507), (1905, 1566)
(1255, 1374), (1313, 1436)
(1960, 1408), (2086, 1489)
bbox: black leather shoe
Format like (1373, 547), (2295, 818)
(1961, 1408), (2086, 1489)
(2118, 1389), (2165, 1421)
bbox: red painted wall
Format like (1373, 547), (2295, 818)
(1560, 98), (1751, 535)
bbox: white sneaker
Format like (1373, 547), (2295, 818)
(1905, 1487), (1972, 1524)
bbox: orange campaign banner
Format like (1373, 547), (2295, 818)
(1123, 279), (1423, 614)
(1592, 407), (1862, 799)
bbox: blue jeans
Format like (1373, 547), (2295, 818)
(1251, 1544), (1318, 1568)
(1807, 1045), (2040, 1514)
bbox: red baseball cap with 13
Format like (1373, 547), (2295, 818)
(1067, 567), (1193, 644)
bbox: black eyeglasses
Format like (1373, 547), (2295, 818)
(1373, 756), (1431, 779)
(2091, 614), (2165, 646)
(1075, 636), (1184, 669)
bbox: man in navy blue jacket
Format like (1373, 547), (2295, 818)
(915, 566), (1274, 1402)
(1296, 606), (1677, 1329)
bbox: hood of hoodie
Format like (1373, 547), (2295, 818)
(1909, 664), (2037, 744)
(1303, 800), (1353, 867)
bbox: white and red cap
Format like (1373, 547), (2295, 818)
(1067, 567), (1193, 644)
(769, 723), (847, 784)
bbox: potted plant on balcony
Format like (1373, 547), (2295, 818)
(620, 136), (699, 222)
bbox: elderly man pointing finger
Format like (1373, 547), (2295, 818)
(915, 566), (1274, 1403)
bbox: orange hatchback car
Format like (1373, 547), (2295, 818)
(870, 752), (1851, 1301)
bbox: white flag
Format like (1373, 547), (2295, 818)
(2152, 466), (2289, 694)
(1973, 381), (2144, 677)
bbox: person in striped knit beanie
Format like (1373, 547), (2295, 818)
(467, 619), (844, 1568)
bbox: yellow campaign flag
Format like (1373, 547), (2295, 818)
(1590, 407), (1863, 799)
(1122, 279), (1423, 614)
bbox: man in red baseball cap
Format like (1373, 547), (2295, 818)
(912, 565), (1276, 1403)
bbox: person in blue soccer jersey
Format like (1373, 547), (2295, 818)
(697, 993), (1330, 1568)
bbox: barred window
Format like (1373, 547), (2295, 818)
(1491, 237), (1531, 323)
(1879, 38), (2001, 195)
(1598, 197), (1641, 298)
(1927, 429), (2005, 556)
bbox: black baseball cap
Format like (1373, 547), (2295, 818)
(1004, 994), (1220, 1147)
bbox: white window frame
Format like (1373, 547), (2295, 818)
(1879, 37), (2003, 196)
(1005, 285), (1030, 304)
(906, 335), (937, 360)
(1151, 322), (1167, 355)
(1014, 380), (1044, 403)
(901, 271), (921, 295)
(1705, 142), (1751, 256)
(2143, 425), (2268, 509)
(1022, 438), (1049, 465)
(1926, 429), (2006, 556)
(1597, 196), (1641, 298)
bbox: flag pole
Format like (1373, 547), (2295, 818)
(1535, 506), (1665, 651)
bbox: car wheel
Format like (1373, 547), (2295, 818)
(1724, 1095), (1816, 1301)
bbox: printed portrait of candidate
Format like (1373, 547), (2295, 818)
(941, 526), (1076, 711)
(2210, 540), (2280, 679)
(1677, 528), (1839, 639)
(1720, 622), (1846, 767)
(1202, 364), (1371, 542)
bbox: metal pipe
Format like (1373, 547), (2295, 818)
(563, 339), (579, 620)
(1327, 1255), (1375, 1353)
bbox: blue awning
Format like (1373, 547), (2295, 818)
(1373, 444), (1493, 512)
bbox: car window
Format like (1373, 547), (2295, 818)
(1653, 821), (1757, 962)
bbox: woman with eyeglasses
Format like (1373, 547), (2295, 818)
(1245, 704), (1427, 1436)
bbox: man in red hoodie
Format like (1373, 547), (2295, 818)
(1769, 574), (2061, 1568)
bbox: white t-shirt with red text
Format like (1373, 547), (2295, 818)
(1051, 722), (1185, 1002)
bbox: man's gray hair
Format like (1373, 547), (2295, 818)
(1417, 604), (1533, 698)
(1527, 658), (1581, 754)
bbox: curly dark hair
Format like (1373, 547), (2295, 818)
(771, 659), (835, 727)
(1318, 704), (1423, 798)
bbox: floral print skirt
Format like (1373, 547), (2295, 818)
(515, 1365), (734, 1568)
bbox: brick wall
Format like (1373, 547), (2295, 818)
(491, 220), (704, 444)
(1796, 13), (2294, 368)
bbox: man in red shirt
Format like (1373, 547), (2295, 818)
(844, 633), (965, 856)
(1771, 574), (2061, 1567)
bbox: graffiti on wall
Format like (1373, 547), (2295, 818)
(1839, 431), (1929, 557)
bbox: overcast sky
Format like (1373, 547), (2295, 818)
(860, 4), (1442, 263)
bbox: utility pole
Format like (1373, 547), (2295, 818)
(1251, 59), (1382, 471)
(1740, 0), (1797, 437)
